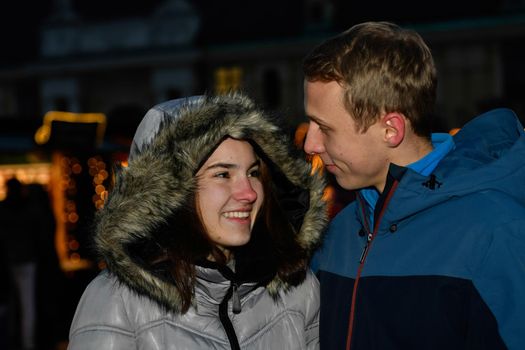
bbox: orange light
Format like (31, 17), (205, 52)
(71, 163), (82, 174)
(294, 122), (309, 148)
(68, 240), (80, 251)
(449, 128), (461, 136)
(68, 212), (79, 223)
(70, 253), (81, 262)
(95, 184), (105, 195)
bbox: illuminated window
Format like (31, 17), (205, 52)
(0, 163), (51, 200)
(214, 66), (243, 94)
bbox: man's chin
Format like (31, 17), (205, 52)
(333, 175), (355, 190)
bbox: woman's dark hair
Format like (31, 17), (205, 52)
(148, 143), (307, 313)
(147, 192), (227, 313)
(258, 158), (308, 286)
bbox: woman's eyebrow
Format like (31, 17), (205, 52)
(203, 163), (236, 171)
(204, 159), (260, 171)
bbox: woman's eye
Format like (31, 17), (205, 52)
(214, 172), (229, 178)
(248, 169), (260, 177)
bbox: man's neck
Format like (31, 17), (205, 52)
(375, 136), (433, 193)
(391, 135), (433, 168)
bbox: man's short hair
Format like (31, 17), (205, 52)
(303, 21), (436, 137)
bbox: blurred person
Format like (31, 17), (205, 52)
(0, 178), (37, 350)
(68, 93), (327, 349)
(0, 233), (8, 350)
(303, 21), (525, 349)
(26, 183), (65, 349)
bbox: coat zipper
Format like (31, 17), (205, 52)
(219, 282), (241, 350)
(345, 180), (399, 350)
(232, 282), (242, 314)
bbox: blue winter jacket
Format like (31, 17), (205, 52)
(312, 108), (525, 349)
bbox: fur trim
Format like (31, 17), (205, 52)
(94, 93), (328, 311)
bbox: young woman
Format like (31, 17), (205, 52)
(67, 94), (327, 349)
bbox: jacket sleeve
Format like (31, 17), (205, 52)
(473, 218), (525, 350)
(68, 272), (136, 350)
(304, 269), (320, 349)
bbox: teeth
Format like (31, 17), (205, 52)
(223, 211), (250, 218)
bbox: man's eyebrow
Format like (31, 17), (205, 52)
(306, 114), (328, 127)
(305, 112), (322, 122)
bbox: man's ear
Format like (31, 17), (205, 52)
(382, 112), (405, 147)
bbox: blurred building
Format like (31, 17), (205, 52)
(0, 0), (525, 269)
(1, 0), (525, 134)
(0, 2), (524, 348)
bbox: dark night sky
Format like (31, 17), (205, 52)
(0, 0), (304, 64)
(0, 0), (507, 65)
(0, 1), (52, 64)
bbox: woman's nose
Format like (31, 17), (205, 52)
(233, 178), (258, 202)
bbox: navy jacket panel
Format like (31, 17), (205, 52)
(313, 108), (525, 349)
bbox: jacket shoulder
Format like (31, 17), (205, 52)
(282, 269), (319, 306)
(68, 271), (138, 349)
(310, 202), (360, 275)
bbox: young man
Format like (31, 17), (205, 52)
(304, 21), (525, 350)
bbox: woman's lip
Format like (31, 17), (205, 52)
(222, 210), (252, 218)
(223, 215), (251, 225)
(223, 209), (252, 214)
(226, 217), (250, 222)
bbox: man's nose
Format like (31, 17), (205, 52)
(303, 123), (323, 155)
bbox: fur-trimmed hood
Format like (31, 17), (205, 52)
(94, 93), (327, 312)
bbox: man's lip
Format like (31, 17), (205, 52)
(324, 164), (337, 172)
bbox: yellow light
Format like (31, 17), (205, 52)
(215, 66), (243, 94)
(0, 163), (51, 200)
(34, 111), (107, 146)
